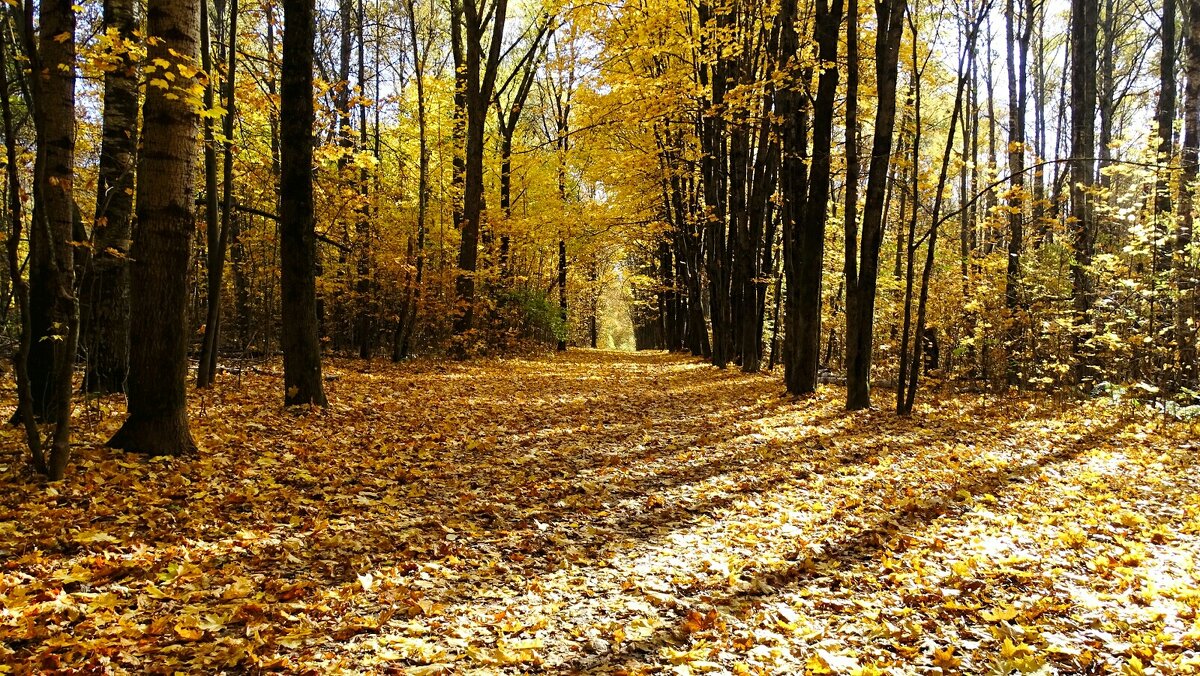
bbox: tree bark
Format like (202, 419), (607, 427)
(1177, 0), (1200, 386)
(80, 0), (137, 395)
(107, 0), (200, 456)
(1003, 0), (1031, 384)
(22, 0), (78, 439)
(1069, 0), (1099, 386)
(279, 0), (328, 406)
(784, 0), (843, 395)
(199, 0), (239, 386)
(844, 0), (906, 410)
(454, 0), (509, 333)
(2, 12), (47, 473)
(1153, 0), (1178, 387)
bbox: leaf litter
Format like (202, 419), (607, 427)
(1, 350), (1198, 674)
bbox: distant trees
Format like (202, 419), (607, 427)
(4, 0), (1200, 479)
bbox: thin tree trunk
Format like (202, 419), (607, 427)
(19, 0), (77, 476)
(80, 0), (137, 395)
(199, 0), (239, 386)
(199, 0), (219, 378)
(1069, 0), (1099, 386)
(1003, 0), (1030, 385)
(395, 0), (428, 360)
(898, 5), (982, 413)
(1, 10), (46, 472)
(1154, 0), (1178, 388)
(22, 0), (77, 440)
(1177, 0), (1200, 387)
(355, 0), (374, 359)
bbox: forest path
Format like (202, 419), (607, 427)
(1, 350), (1198, 673)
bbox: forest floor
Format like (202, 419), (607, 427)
(1, 350), (1199, 675)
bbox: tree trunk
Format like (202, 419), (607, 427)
(17, 0), (78, 478)
(1178, 0), (1200, 387)
(279, 0), (328, 406)
(1003, 0), (1030, 385)
(784, 0), (843, 395)
(22, 0), (78, 439)
(844, 0), (905, 410)
(1069, 0), (1098, 386)
(557, 238), (568, 351)
(198, 0), (219, 381)
(898, 6), (981, 414)
(778, 0), (810, 392)
(395, 0), (429, 361)
(199, 0), (239, 386)
(454, 0), (509, 333)
(2, 14), (47, 473)
(80, 0), (137, 395)
(355, 0), (373, 359)
(107, 0), (200, 456)
(1154, 0), (1178, 388)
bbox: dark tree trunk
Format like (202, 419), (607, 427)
(23, 0), (78, 440)
(557, 238), (568, 351)
(1032, 4), (1048, 240)
(198, 0), (219, 377)
(897, 6), (982, 414)
(454, 0), (509, 333)
(1097, 0), (1116, 193)
(844, 0), (905, 410)
(777, 0), (810, 391)
(80, 0), (137, 395)
(843, 0), (860, 382)
(395, 0), (429, 360)
(1003, 0), (1031, 384)
(697, 0), (731, 369)
(784, 0), (843, 395)
(1178, 0), (1200, 386)
(2, 13), (47, 473)
(496, 20), (551, 275)
(1153, 0), (1177, 387)
(279, 0), (328, 406)
(107, 0), (200, 456)
(1069, 0), (1098, 386)
(199, 0), (239, 386)
(355, 0), (373, 360)
(1155, 0), (1177, 258)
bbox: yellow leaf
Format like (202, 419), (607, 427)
(1121, 656), (1146, 676)
(932, 646), (961, 669)
(1000, 638), (1034, 658)
(174, 621), (203, 641)
(222, 577), (254, 600)
(980, 604), (1020, 622)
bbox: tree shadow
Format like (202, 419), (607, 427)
(563, 414), (1131, 673)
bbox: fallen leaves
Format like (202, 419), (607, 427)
(1, 351), (1198, 674)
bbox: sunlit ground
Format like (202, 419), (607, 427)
(1, 350), (1198, 674)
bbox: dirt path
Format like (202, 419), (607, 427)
(1, 350), (1197, 674)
